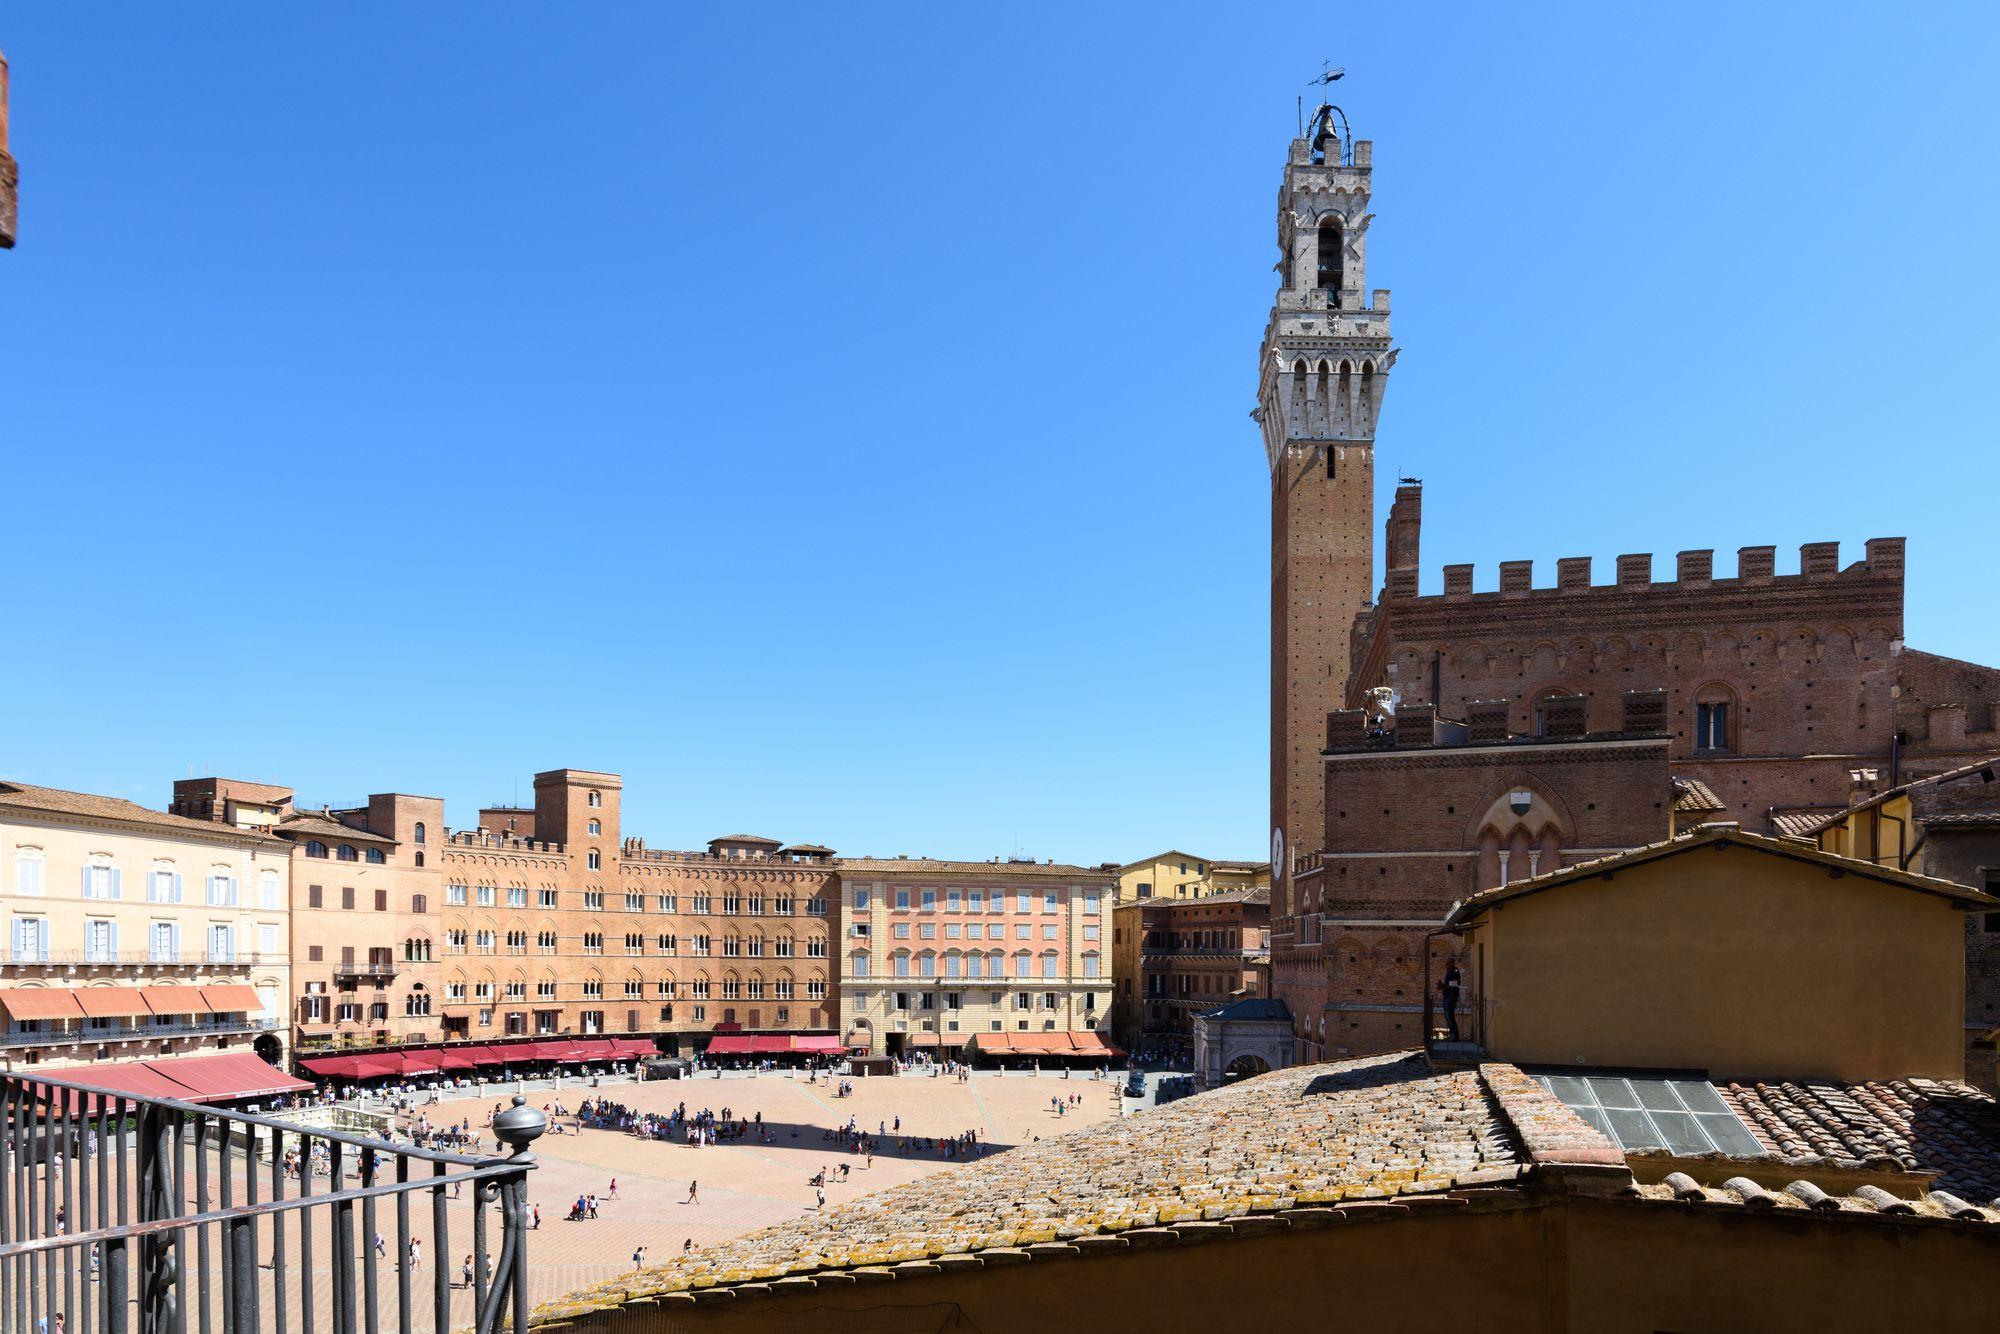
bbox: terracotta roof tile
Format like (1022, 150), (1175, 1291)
(1716, 1078), (2000, 1204)
(839, 857), (1114, 879)
(1670, 777), (1727, 814)
(0, 780), (285, 846)
(548, 1053), (1525, 1304)
(274, 812), (396, 845)
(1769, 809), (1842, 839)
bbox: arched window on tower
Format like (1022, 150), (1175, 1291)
(1316, 219), (1343, 300)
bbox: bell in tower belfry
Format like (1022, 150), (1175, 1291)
(1257, 79), (1399, 1061)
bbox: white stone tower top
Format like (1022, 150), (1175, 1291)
(1252, 127), (1395, 472)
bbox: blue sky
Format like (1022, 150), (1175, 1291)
(2, 5), (1995, 865)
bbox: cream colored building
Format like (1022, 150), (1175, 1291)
(0, 780), (291, 1070)
(837, 858), (1115, 1058)
(1115, 851), (1269, 903)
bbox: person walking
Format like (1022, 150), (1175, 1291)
(374, 1232), (387, 1259)
(407, 1237), (423, 1272)
(815, 1184), (826, 1210)
(631, 1245), (646, 1271)
(607, 1178), (619, 1200)
(461, 1256), (474, 1291)
(684, 1180), (699, 1205)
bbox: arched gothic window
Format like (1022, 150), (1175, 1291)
(1316, 218), (1343, 296)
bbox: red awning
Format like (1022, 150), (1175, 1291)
(139, 1053), (311, 1103)
(73, 987), (151, 1018)
(348, 1054), (405, 1079)
(139, 986), (213, 1016)
(907, 1032), (940, 1048)
(572, 1038), (616, 1058)
(300, 1055), (362, 1078)
(198, 985), (265, 1014)
(0, 990), (87, 1021)
(612, 1038), (656, 1057)
(790, 1035), (842, 1053)
(436, 1050), (477, 1071)
(394, 1050), (442, 1076)
(519, 1040), (576, 1061)
(705, 1035), (756, 1055)
(463, 1045), (510, 1065)
(39, 1061), (206, 1112)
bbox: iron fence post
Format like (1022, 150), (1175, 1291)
(136, 1104), (178, 1334)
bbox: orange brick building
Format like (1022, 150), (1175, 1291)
(177, 768), (839, 1057)
(1112, 885), (1269, 1056)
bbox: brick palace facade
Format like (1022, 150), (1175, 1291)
(1260, 116), (2000, 1067)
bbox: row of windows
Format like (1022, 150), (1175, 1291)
(848, 949), (1100, 980)
(434, 929), (830, 958)
(879, 990), (1099, 1013)
(851, 887), (1102, 915)
(9, 916), (275, 963)
(439, 886), (829, 915)
(9, 855), (283, 910)
(853, 921), (1095, 943)
(425, 977), (830, 1003)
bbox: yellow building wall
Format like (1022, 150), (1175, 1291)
(1472, 846), (1966, 1081)
(577, 1198), (2000, 1334)
(1115, 855), (1265, 904)
(1814, 793), (1919, 870)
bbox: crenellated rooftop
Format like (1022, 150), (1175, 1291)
(1384, 538), (1904, 603)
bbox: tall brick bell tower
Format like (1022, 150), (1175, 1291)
(1254, 100), (1395, 1030)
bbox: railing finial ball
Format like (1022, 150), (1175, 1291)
(491, 1093), (547, 1155)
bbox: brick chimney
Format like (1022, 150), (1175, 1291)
(1622, 688), (1668, 736)
(1467, 699), (1510, 744)
(1540, 694), (1588, 739)
(1327, 709), (1368, 751)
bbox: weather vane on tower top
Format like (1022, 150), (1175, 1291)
(1303, 63), (1352, 166)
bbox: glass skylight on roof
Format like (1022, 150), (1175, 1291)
(1533, 1072), (1765, 1158)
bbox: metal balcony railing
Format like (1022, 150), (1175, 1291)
(0, 952), (283, 967)
(0, 1068), (547, 1334)
(329, 963), (399, 980)
(0, 1019), (283, 1050)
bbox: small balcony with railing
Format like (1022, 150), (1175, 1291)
(0, 1066), (547, 1334)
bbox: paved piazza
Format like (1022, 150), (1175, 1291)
(448, 1071), (1120, 1313)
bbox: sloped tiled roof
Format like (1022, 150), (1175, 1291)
(1769, 808), (1842, 839)
(531, 1053), (2000, 1323)
(0, 780), (285, 846)
(1671, 777), (1727, 814)
(1716, 1077), (2000, 1204)
(549, 1054), (1525, 1299)
(1197, 997), (1291, 1022)
(274, 812), (396, 846)
(839, 857), (1114, 879)
(1444, 825), (1997, 928)
(1800, 754), (2000, 836)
